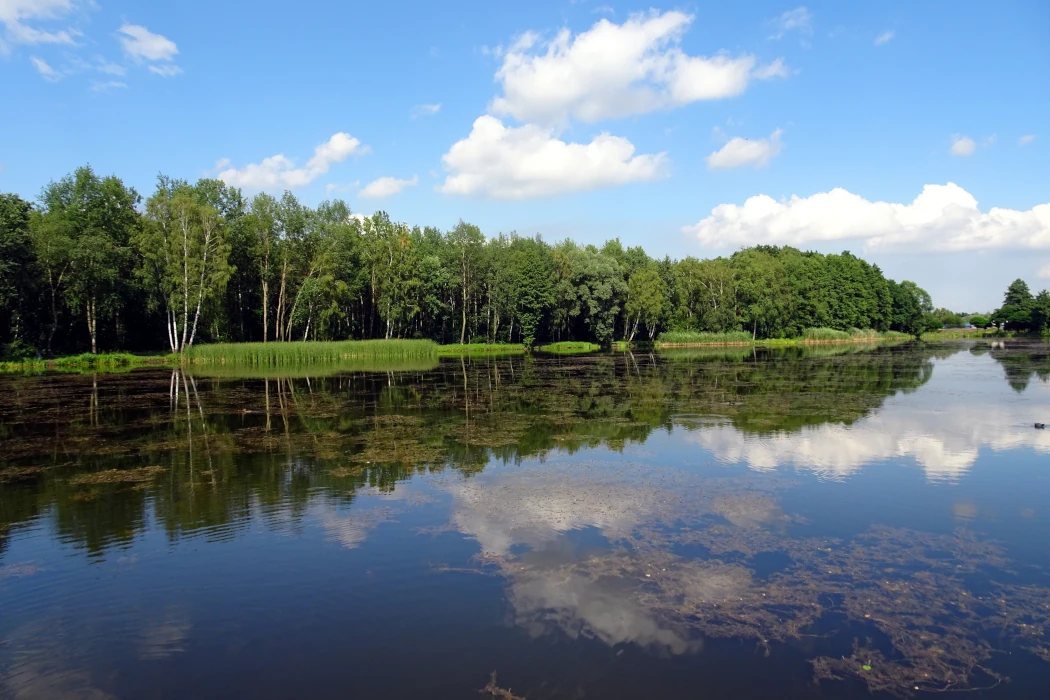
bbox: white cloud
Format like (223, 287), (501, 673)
(769, 7), (812, 39)
(683, 182), (1050, 252)
(411, 103), (441, 118)
(118, 24), (178, 61)
(688, 354), (1050, 482)
(217, 132), (366, 190)
(96, 59), (125, 76)
(950, 135), (976, 156)
(439, 115), (667, 200)
(359, 175), (419, 198)
(0, 0), (78, 47)
(752, 57), (790, 80)
(874, 30), (895, 46)
(1019, 134), (1036, 146)
(90, 80), (126, 92)
(30, 55), (60, 81)
(706, 128), (783, 169)
(148, 63), (182, 77)
(1038, 263), (1050, 279)
(490, 11), (764, 127)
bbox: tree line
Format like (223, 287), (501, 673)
(2, 165), (951, 357)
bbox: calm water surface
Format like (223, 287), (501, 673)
(1, 341), (1049, 699)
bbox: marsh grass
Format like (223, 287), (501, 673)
(656, 331), (754, 345)
(437, 343), (526, 356)
(188, 357), (439, 378)
(537, 342), (601, 353)
(801, 328), (853, 341)
(184, 339), (438, 367)
(0, 352), (174, 373)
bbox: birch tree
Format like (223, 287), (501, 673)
(139, 177), (231, 353)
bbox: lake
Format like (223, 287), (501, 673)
(1, 341), (1049, 699)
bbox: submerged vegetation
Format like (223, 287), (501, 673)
(2, 343), (1049, 696)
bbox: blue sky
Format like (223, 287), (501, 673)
(2, 1), (1048, 311)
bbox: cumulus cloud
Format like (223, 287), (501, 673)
(30, 55), (60, 81)
(0, 0), (78, 47)
(359, 175), (419, 198)
(768, 7), (812, 39)
(217, 132), (366, 190)
(874, 30), (895, 46)
(706, 128), (783, 169)
(688, 354), (1050, 482)
(1019, 134), (1036, 146)
(950, 135), (976, 156)
(439, 115), (667, 199)
(118, 24), (178, 61)
(682, 182), (1050, 252)
(490, 11), (772, 126)
(411, 103), (441, 118)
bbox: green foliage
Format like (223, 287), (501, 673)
(990, 278), (1050, 334)
(657, 330), (754, 344)
(968, 315), (990, 328)
(437, 344), (526, 355)
(184, 339), (438, 366)
(537, 342), (601, 353)
(801, 328), (853, 341)
(1, 166), (951, 356)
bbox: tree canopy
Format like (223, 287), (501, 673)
(1, 165), (953, 357)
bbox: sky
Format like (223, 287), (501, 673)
(2, 0), (1048, 312)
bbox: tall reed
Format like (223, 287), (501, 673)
(656, 331), (754, 345)
(184, 339), (439, 366)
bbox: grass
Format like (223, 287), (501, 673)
(922, 328), (1008, 340)
(656, 331), (754, 345)
(655, 328), (914, 348)
(184, 339), (438, 366)
(537, 341), (601, 354)
(0, 352), (174, 373)
(437, 343), (526, 356)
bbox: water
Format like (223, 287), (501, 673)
(1, 341), (1048, 699)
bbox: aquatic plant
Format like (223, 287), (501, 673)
(183, 339), (439, 366)
(537, 341), (602, 353)
(656, 331), (756, 345)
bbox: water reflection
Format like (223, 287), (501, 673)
(2, 341), (1050, 697)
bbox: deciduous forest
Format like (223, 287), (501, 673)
(1, 165), (1045, 358)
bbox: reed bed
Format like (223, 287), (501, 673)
(183, 339), (439, 367)
(537, 342), (601, 353)
(0, 352), (173, 373)
(437, 343), (526, 356)
(801, 328), (853, 341)
(656, 331), (754, 345)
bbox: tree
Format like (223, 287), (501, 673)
(968, 315), (990, 329)
(1032, 290), (1050, 334)
(35, 166), (140, 354)
(0, 194), (35, 351)
(889, 280), (934, 337)
(624, 267), (667, 341)
(448, 220), (484, 344)
(566, 246), (626, 345)
(139, 177), (231, 353)
(992, 278), (1036, 332)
